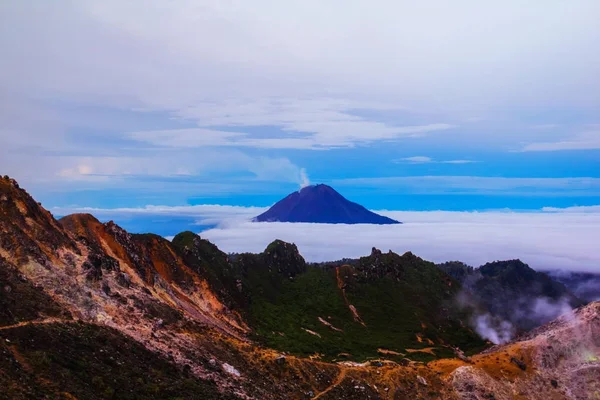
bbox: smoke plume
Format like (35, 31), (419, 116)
(299, 168), (311, 189)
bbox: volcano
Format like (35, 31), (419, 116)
(253, 184), (401, 224)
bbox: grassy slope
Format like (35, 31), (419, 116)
(230, 245), (485, 362)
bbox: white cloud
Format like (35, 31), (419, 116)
(522, 129), (600, 152)
(199, 211), (600, 271)
(58, 203), (600, 271)
(443, 159), (477, 164)
(395, 156), (476, 164)
(53, 204), (267, 227)
(0, 150), (310, 193)
(1, 0), (598, 155)
(4, 0), (597, 110)
(127, 128), (248, 148)
(541, 205), (600, 213)
(127, 105), (454, 149)
(397, 156), (434, 163)
(334, 176), (600, 196)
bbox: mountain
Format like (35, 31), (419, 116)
(254, 184), (400, 224)
(545, 270), (600, 303)
(438, 260), (584, 333)
(221, 245), (485, 361)
(1, 175), (599, 399)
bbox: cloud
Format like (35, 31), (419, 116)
(333, 176), (600, 196)
(127, 115), (454, 150)
(1, 1), (599, 154)
(395, 156), (476, 164)
(53, 204), (267, 227)
(197, 210), (600, 271)
(521, 129), (600, 151)
(0, 149), (308, 198)
(3, 1), (598, 111)
(0, 1), (598, 200)
(397, 156), (434, 163)
(542, 205), (600, 213)
(127, 128), (248, 148)
(443, 160), (477, 164)
(56, 203), (600, 271)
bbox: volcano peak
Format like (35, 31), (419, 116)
(254, 184), (400, 224)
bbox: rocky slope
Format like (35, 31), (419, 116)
(448, 301), (600, 399)
(1, 175), (598, 399)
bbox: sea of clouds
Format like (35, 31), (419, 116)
(200, 209), (600, 271)
(54, 205), (600, 271)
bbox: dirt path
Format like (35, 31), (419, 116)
(406, 347), (436, 355)
(0, 317), (73, 331)
(312, 368), (348, 400)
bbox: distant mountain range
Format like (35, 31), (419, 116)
(254, 184), (400, 224)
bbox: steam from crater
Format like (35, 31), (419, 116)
(299, 168), (310, 189)
(474, 313), (515, 344)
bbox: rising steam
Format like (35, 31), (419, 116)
(470, 296), (575, 344)
(299, 168), (311, 189)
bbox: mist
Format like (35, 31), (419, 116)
(200, 211), (600, 272)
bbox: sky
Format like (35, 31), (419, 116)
(1, 1), (600, 267)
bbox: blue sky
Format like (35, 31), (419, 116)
(1, 1), (599, 224)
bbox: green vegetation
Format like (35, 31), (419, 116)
(249, 266), (353, 359)
(197, 241), (487, 362)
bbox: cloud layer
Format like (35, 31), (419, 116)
(56, 203), (600, 272)
(395, 156), (477, 164)
(200, 211), (600, 271)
